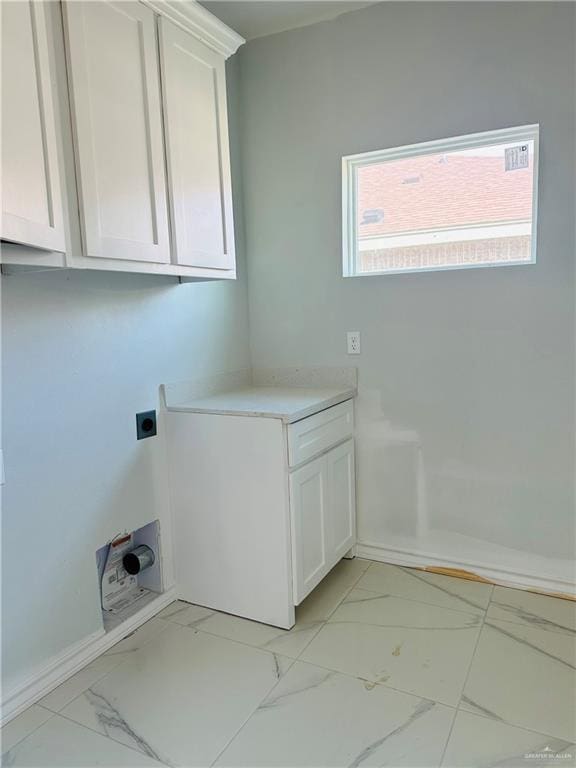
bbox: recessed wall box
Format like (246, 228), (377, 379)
(136, 410), (157, 440)
(96, 520), (163, 631)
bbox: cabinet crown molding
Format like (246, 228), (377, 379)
(141, 0), (245, 57)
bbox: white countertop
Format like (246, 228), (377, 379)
(165, 385), (356, 423)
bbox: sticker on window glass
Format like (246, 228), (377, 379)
(505, 145), (530, 171)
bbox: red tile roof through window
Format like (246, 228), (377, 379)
(357, 153), (533, 237)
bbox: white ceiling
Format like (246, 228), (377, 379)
(199, 1), (375, 41)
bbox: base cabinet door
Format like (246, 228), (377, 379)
(290, 455), (329, 604)
(1, 1), (65, 252)
(291, 439), (356, 604)
(63, 0), (170, 264)
(326, 439), (356, 560)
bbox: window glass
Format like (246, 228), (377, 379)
(343, 127), (538, 276)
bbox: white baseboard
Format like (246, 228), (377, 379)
(356, 542), (576, 598)
(1, 586), (177, 727)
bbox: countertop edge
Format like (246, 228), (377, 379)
(165, 390), (356, 423)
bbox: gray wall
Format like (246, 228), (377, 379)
(238, 3), (575, 581)
(2, 0), (575, 696)
(1, 59), (251, 692)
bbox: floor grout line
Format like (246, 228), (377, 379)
(0, 708), (56, 757)
(438, 596), (490, 766)
(40, 621), (292, 768)
(44, 709), (172, 767)
(38, 666), (119, 715)
(2, 705), (173, 767)
(207, 563), (373, 766)
(206, 566), (464, 768)
(36, 704), (55, 714)
(8, 563), (573, 766)
(156, 561), (371, 664)
(453, 701), (576, 744)
(186, 622), (320, 659)
(206, 562), (371, 753)
(437, 706), (459, 768)
(37, 621), (182, 716)
(206, 674), (284, 768)
(292, 572), (368, 661)
(185, 581), (362, 662)
(268, 651), (461, 710)
(155, 566), (487, 711)
(480, 614), (576, 638)
(339, 583), (492, 618)
(203, 625), (333, 767)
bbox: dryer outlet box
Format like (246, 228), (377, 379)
(136, 410), (157, 440)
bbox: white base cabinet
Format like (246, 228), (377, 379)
(167, 400), (356, 628)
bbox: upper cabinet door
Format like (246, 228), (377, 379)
(159, 18), (235, 270)
(1, 1), (65, 252)
(63, 1), (170, 263)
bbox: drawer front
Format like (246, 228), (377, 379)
(288, 400), (354, 467)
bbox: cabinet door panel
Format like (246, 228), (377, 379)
(63, 1), (169, 263)
(290, 456), (328, 604)
(326, 439), (356, 559)
(159, 18), (235, 270)
(1, 1), (65, 251)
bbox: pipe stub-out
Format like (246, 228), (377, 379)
(123, 545), (155, 575)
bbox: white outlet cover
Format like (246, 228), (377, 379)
(347, 331), (361, 354)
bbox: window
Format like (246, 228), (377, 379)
(342, 125), (539, 276)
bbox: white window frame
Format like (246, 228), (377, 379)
(342, 124), (540, 277)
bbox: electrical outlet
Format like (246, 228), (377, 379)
(136, 410), (157, 440)
(347, 331), (361, 355)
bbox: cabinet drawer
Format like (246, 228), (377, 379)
(287, 400), (353, 467)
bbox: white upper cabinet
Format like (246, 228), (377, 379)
(158, 18), (235, 270)
(2, 0), (244, 277)
(1, 1), (65, 252)
(63, 0), (170, 264)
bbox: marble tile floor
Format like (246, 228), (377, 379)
(2, 558), (575, 767)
